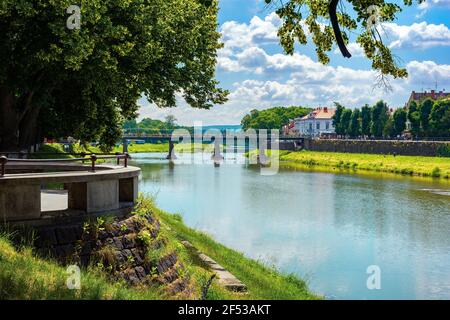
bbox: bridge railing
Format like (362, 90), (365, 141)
(0, 153), (130, 177)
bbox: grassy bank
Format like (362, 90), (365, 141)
(0, 234), (162, 299)
(0, 197), (319, 300)
(278, 150), (450, 179)
(32, 143), (211, 158)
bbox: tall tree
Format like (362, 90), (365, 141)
(164, 115), (177, 131)
(370, 101), (389, 138)
(348, 108), (361, 138)
(419, 98), (434, 136)
(265, 0), (424, 84)
(429, 100), (450, 137)
(407, 101), (421, 137)
(332, 103), (345, 136)
(0, 0), (227, 151)
(392, 108), (407, 137)
(383, 116), (395, 138)
(340, 109), (353, 137)
(361, 104), (372, 137)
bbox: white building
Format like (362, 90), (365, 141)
(294, 107), (336, 137)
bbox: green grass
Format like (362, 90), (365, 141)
(33, 143), (212, 158)
(0, 234), (161, 300)
(149, 201), (320, 300)
(277, 150), (450, 179)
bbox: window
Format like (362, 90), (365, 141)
(316, 123), (320, 130)
(326, 122), (330, 130)
(309, 123), (312, 131)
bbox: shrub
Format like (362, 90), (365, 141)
(437, 144), (450, 157)
(431, 167), (441, 178)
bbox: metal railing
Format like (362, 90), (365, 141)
(0, 153), (130, 177)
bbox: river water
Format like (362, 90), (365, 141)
(131, 152), (450, 299)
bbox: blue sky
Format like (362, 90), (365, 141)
(139, 0), (450, 125)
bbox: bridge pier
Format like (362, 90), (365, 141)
(122, 138), (128, 153)
(211, 139), (224, 164)
(166, 140), (177, 160)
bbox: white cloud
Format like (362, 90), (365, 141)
(136, 14), (450, 125)
(384, 22), (450, 49)
(137, 59), (450, 125)
(220, 12), (281, 50)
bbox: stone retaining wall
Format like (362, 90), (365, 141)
(31, 211), (193, 298)
(303, 139), (450, 156)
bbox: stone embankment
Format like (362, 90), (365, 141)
(32, 211), (194, 298)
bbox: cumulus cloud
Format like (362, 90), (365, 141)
(384, 22), (450, 49)
(417, 0), (450, 16)
(137, 14), (450, 125)
(220, 12), (281, 50)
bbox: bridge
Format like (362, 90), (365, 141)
(121, 129), (305, 161)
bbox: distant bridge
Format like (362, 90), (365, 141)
(121, 130), (305, 162)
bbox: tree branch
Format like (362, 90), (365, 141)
(329, 0), (351, 58)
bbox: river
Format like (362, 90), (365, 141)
(130, 152), (450, 299)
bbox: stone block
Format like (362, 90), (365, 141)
(0, 184), (41, 221)
(87, 180), (119, 213)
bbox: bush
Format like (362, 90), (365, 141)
(431, 167), (441, 178)
(437, 144), (450, 157)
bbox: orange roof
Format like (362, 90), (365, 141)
(300, 107), (335, 120)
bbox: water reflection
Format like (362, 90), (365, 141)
(131, 153), (450, 299)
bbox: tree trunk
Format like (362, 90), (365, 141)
(0, 86), (41, 152)
(0, 86), (20, 151)
(19, 104), (41, 150)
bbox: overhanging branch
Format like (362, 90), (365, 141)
(329, 0), (351, 58)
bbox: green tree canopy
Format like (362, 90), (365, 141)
(348, 108), (361, 138)
(361, 104), (372, 136)
(332, 102), (345, 136)
(429, 100), (450, 137)
(392, 108), (407, 137)
(407, 101), (421, 137)
(240, 106), (311, 130)
(370, 101), (389, 137)
(340, 109), (352, 136)
(419, 98), (434, 136)
(0, 0), (227, 150)
(265, 0), (424, 83)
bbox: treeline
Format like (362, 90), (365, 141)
(241, 106), (311, 130)
(333, 98), (450, 139)
(123, 115), (191, 134)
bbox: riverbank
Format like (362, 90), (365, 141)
(278, 150), (450, 179)
(0, 196), (319, 300)
(32, 143), (209, 158)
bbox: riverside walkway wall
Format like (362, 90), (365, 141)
(303, 139), (450, 157)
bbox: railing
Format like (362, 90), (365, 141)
(0, 153), (130, 177)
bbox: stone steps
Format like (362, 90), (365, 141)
(182, 241), (247, 292)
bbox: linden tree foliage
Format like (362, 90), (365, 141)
(264, 0), (425, 85)
(0, 0), (227, 150)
